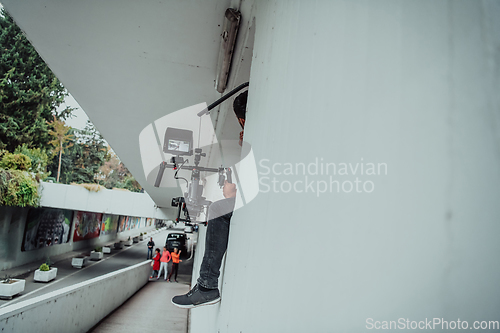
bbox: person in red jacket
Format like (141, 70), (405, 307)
(150, 248), (161, 279)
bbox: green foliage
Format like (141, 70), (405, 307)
(0, 168), (40, 207)
(98, 148), (142, 192)
(0, 9), (73, 152)
(14, 144), (50, 180)
(1, 275), (12, 283)
(94, 247), (102, 253)
(0, 152), (31, 171)
(39, 263), (50, 271)
(47, 121), (109, 184)
(140, 232), (143, 236)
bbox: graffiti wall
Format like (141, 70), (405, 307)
(73, 211), (102, 242)
(22, 208), (74, 251)
(118, 215), (129, 232)
(101, 214), (119, 235)
(129, 216), (140, 230)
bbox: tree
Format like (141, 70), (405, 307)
(0, 9), (73, 152)
(47, 121), (108, 184)
(98, 148), (142, 192)
(47, 116), (73, 182)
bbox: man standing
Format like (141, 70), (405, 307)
(147, 237), (155, 259)
(172, 90), (247, 308)
(171, 181), (236, 308)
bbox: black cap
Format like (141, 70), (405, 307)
(233, 90), (248, 120)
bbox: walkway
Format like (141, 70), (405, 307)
(89, 279), (190, 333)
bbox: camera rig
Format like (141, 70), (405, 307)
(154, 82), (248, 224)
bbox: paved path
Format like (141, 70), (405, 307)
(89, 279), (190, 333)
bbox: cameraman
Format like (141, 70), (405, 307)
(172, 90), (247, 308)
(172, 180), (236, 308)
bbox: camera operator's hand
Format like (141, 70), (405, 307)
(223, 180), (237, 198)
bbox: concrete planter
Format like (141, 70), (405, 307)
(34, 268), (57, 282)
(114, 242), (123, 249)
(133, 237), (139, 243)
(139, 236), (144, 241)
(72, 257), (87, 268)
(0, 279), (25, 299)
(102, 246), (111, 254)
(90, 251), (103, 260)
(124, 239), (133, 246)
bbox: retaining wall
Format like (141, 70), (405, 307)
(0, 261), (151, 333)
(0, 182), (176, 271)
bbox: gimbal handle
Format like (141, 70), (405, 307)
(154, 161), (226, 187)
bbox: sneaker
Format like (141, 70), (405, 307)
(171, 284), (220, 309)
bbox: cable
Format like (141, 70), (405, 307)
(198, 116), (202, 149)
(197, 82), (249, 117)
(174, 159), (189, 190)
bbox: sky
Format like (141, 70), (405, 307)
(57, 94), (90, 130)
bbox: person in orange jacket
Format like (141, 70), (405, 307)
(167, 248), (182, 282)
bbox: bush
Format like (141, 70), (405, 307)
(39, 263), (50, 271)
(0, 153), (31, 171)
(14, 144), (50, 180)
(140, 232), (143, 236)
(71, 183), (104, 192)
(0, 169), (40, 207)
(94, 247), (102, 252)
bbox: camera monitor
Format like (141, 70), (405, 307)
(163, 127), (193, 156)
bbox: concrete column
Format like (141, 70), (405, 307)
(191, 1), (500, 332)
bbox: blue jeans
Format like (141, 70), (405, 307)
(197, 197), (235, 290)
(147, 248), (153, 259)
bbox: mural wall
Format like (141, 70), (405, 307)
(101, 214), (119, 235)
(22, 208), (74, 251)
(21, 207), (158, 251)
(118, 215), (129, 232)
(73, 211), (102, 242)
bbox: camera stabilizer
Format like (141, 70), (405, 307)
(153, 82), (248, 224)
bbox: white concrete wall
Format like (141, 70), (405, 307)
(190, 1), (500, 332)
(0, 261), (151, 333)
(40, 182), (175, 220)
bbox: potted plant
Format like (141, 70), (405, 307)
(125, 236), (133, 246)
(90, 247), (104, 260)
(34, 262), (58, 282)
(102, 245), (112, 253)
(133, 235), (139, 243)
(139, 232), (144, 241)
(0, 275), (25, 299)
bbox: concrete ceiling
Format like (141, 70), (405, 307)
(2, 0), (255, 208)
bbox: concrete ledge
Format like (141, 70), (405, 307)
(0, 261), (151, 333)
